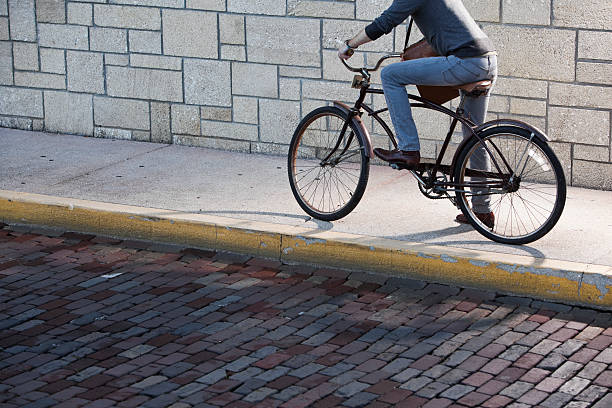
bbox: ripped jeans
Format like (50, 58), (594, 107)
(381, 54), (497, 212)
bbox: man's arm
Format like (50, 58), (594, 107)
(365, 0), (422, 41)
(347, 29), (372, 49)
(338, 28), (372, 60)
(339, 0), (422, 60)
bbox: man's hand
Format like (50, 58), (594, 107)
(338, 40), (354, 60)
(337, 29), (372, 60)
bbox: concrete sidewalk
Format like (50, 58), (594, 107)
(1, 128), (611, 308)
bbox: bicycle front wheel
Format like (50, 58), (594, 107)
(454, 126), (566, 245)
(288, 106), (370, 221)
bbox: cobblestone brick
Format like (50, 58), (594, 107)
(593, 370), (612, 387)
(552, 361), (583, 379)
(536, 377), (565, 393)
(499, 381), (533, 399)
(457, 391), (490, 407)
(575, 384), (608, 402)
(518, 389), (548, 405)
(416, 381), (450, 398)
(538, 353), (568, 371)
(540, 391), (574, 408)
(445, 350), (473, 367)
(400, 376), (433, 392)
(479, 379), (509, 396)
(440, 384), (475, 400)
(335, 381), (370, 397)
(520, 367), (550, 383)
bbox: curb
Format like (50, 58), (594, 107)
(1, 189), (610, 310)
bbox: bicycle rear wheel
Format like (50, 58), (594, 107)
(454, 126), (566, 245)
(288, 106), (369, 221)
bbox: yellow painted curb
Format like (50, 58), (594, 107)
(1, 190), (610, 309)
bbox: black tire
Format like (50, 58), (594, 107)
(288, 106), (370, 221)
(453, 126), (566, 245)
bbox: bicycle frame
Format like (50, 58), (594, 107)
(335, 55), (513, 198)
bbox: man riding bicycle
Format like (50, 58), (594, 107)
(339, 0), (497, 227)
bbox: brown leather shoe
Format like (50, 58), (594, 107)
(456, 212), (495, 229)
(374, 148), (420, 168)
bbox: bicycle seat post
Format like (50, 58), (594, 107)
(456, 91), (466, 117)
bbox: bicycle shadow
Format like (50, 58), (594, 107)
(144, 208), (547, 262)
(387, 224), (547, 260)
(196, 210), (334, 231)
(384, 224), (472, 242)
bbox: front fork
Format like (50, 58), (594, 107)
(321, 81), (370, 165)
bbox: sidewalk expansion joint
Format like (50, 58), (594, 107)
(50, 144), (171, 186)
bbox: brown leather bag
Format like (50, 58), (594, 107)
(401, 38), (438, 61)
(401, 39), (459, 105)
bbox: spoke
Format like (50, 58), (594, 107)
(295, 164), (322, 169)
(333, 168), (359, 196)
(509, 196), (529, 236)
(326, 168), (336, 212)
(322, 167), (332, 212)
(518, 185), (558, 203)
(332, 168), (347, 208)
(515, 192), (543, 233)
(334, 170), (346, 209)
(334, 165), (361, 182)
(317, 168), (328, 212)
(520, 155), (541, 178)
(325, 168), (333, 213)
(336, 166), (354, 202)
(521, 166), (553, 180)
(302, 173), (320, 207)
(502, 193), (513, 237)
(299, 165), (323, 195)
(298, 171), (319, 196)
(295, 164), (321, 185)
(306, 166), (325, 206)
(316, 168), (325, 212)
(490, 195), (504, 220)
(326, 168), (334, 213)
(513, 193), (553, 218)
(519, 185), (558, 197)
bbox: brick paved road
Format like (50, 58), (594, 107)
(1, 223), (611, 408)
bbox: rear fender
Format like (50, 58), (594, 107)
(333, 101), (373, 158)
(474, 119), (549, 142)
(450, 119), (550, 178)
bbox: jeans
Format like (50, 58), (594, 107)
(381, 54), (498, 212)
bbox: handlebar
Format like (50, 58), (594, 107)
(340, 53), (403, 77)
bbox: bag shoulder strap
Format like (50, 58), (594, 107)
(403, 17), (414, 51)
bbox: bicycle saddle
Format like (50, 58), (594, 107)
(417, 80), (493, 105)
(453, 80), (493, 93)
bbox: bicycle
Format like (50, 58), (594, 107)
(287, 49), (566, 245)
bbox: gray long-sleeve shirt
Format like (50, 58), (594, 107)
(365, 0), (494, 58)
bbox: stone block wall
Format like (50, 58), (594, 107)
(0, 0), (611, 189)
